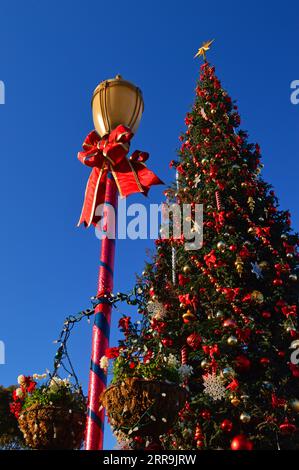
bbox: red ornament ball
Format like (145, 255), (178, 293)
(201, 410), (211, 420)
(262, 311), (271, 319)
(279, 420), (297, 435)
(149, 288), (155, 297)
(223, 319), (237, 328)
(230, 434), (253, 450)
(260, 357), (270, 366)
(220, 419), (233, 433)
(186, 333), (202, 350)
(234, 355), (251, 373)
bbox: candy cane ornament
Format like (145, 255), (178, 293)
(215, 190), (223, 211)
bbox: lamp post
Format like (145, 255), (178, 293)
(84, 75), (144, 450)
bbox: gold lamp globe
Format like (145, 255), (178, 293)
(92, 74), (144, 138)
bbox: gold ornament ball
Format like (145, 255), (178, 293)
(290, 399), (299, 412)
(227, 336), (238, 346)
(259, 261), (269, 271)
(216, 310), (224, 319)
(247, 227), (256, 235)
(201, 359), (210, 370)
(289, 274), (298, 282)
(286, 253), (294, 259)
(201, 158), (208, 165)
(231, 397), (240, 407)
(182, 310), (196, 322)
(183, 265), (191, 274)
(240, 412), (251, 423)
(217, 241), (226, 251)
(222, 367), (235, 377)
(251, 290), (264, 304)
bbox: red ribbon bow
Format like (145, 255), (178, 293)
(202, 344), (220, 358)
(178, 293), (198, 312)
(204, 249), (217, 268)
(78, 125), (163, 227)
(281, 305), (297, 318)
(226, 378), (239, 391)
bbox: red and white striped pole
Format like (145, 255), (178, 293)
(85, 173), (118, 450)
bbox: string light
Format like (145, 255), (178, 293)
(51, 285), (147, 389)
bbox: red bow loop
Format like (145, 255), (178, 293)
(77, 125), (163, 228)
(130, 150), (149, 163)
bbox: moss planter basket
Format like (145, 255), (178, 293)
(18, 404), (85, 450)
(101, 378), (186, 438)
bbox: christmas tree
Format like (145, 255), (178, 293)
(105, 50), (299, 450)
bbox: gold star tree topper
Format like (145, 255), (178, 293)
(194, 39), (214, 61)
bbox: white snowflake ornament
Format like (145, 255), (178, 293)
(147, 301), (167, 320)
(203, 373), (226, 401)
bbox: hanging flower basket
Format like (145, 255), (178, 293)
(10, 374), (86, 450)
(101, 378), (187, 438)
(18, 404), (85, 450)
(0, 386), (25, 448)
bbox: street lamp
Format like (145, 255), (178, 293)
(92, 74), (144, 137)
(85, 75), (144, 450)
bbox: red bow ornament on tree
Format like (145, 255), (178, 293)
(77, 125), (163, 227)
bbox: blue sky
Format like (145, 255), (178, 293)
(0, 0), (298, 450)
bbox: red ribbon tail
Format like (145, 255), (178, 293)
(78, 168), (106, 228)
